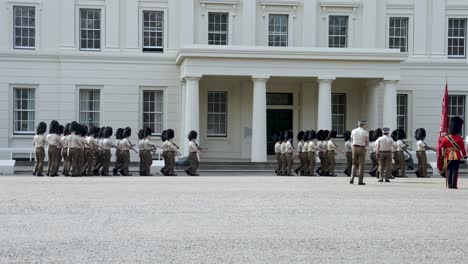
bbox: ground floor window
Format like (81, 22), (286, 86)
(207, 91), (227, 137)
(13, 87), (35, 134)
(332, 93), (346, 136)
(449, 95), (465, 135)
(143, 90), (164, 134)
(79, 89), (100, 127)
(397, 94), (408, 133)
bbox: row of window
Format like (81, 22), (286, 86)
(14, 87), (466, 138)
(13, 87), (228, 137)
(11, 6), (468, 58)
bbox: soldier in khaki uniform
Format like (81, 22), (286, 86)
(61, 123), (70, 176)
(301, 131), (310, 176)
(137, 129), (145, 176)
(274, 132), (283, 175)
(55, 125), (64, 176)
(343, 130), (352, 177)
(113, 128), (123, 176)
(295, 131), (305, 175)
(280, 131), (287, 176)
(376, 127), (394, 182)
(32, 122), (47, 176)
(327, 130), (340, 176)
(185, 130), (207, 176)
(284, 130), (294, 176)
(46, 120), (60, 177)
(415, 128), (435, 178)
(350, 120), (369, 185)
(101, 127), (117, 176)
(85, 126), (99, 176)
(67, 121), (81, 177)
(307, 130), (317, 176)
(120, 127), (137, 176)
(163, 129), (179, 176)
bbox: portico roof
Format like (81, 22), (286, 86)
(177, 45), (407, 80)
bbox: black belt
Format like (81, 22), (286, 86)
(353, 145), (365, 147)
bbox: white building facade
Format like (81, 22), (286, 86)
(1, 0), (467, 162)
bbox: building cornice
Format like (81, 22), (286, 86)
(176, 45), (407, 65)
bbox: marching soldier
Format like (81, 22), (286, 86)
(61, 123), (71, 176)
(120, 127), (137, 176)
(163, 129), (180, 176)
(68, 121), (81, 177)
(280, 131), (287, 176)
(185, 130), (207, 176)
(316, 130), (325, 175)
(138, 129), (145, 176)
(160, 130), (168, 175)
(101, 127), (117, 176)
(295, 131), (305, 175)
(302, 130), (310, 176)
(113, 128), (124, 176)
(142, 127), (155, 176)
(395, 129), (409, 178)
(343, 130), (352, 177)
(369, 129), (382, 178)
(307, 130), (317, 176)
(415, 128), (435, 178)
(46, 120), (60, 177)
(85, 126), (99, 176)
(327, 130), (341, 176)
(376, 127), (394, 182)
(285, 130), (294, 176)
(350, 120), (369, 185)
(274, 132), (283, 175)
(32, 122), (47, 176)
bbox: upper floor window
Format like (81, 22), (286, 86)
(448, 18), (466, 58)
(143, 11), (164, 52)
(13, 6), (36, 49)
(79, 89), (100, 127)
(268, 14), (288, 47)
(208, 12), (228, 45)
(389, 17), (408, 52)
(80, 9), (101, 51)
(143, 90), (164, 134)
(207, 91), (227, 137)
(329, 16), (348, 48)
(13, 87), (35, 134)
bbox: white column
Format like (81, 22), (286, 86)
(317, 78), (334, 130)
(382, 80), (398, 130)
(431, 0), (445, 57)
(184, 76), (201, 152)
(414, 0), (428, 56)
(60, 0), (75, 50)
(251, 76), (269, 162)
(105, 0), (120, 50)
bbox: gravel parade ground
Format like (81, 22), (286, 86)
(0, 176), (467, 264)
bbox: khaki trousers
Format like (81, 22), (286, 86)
(275, 153), (282, 174)
(47, 145), (57, 175)
(55, 148), (62, 175)
(392, 151), (400, 174)
(285, 153), (293, 176)
(308, 152), (316, 175)
(379, 151), (393, 181)
(143, 149), (153, 176)
(351, 146), (366, 183)
(34, 147), (45, 174)
(162, 151), (168, 173)
(139, 150), (144, 175)
(62, 148), (69, 175)
(114, 148), (122, 173)
(86, 148), (96, 176)
(68, 148), (79, 176)
(165, 151), (176, 175)
(94, 150), (104, 173)
(327, 150), (336, 175)
(416, 151), (428, 177)
(320, 151), (329, 174)
(187, 152), (199, 175)
(298, 152), (304, 172)
(345, 152), (352, 175)
(101, 149), (111, 176)
(120, 150), (130, 175)
(280, 154), (287, 175)
(369, 152), (378, 175)
(398, 150), (406, 177)
(302, 152), (309, 175)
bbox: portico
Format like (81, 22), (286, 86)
(177, 45), (406, 162)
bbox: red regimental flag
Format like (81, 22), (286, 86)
(436, 81), (449, 171)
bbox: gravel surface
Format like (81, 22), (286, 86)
(0, 176), (467, 264)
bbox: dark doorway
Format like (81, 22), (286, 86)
(267, 109), (293, 155)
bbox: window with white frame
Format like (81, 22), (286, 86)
(13, 88), (35, 134)
(143, 90), (164, 134)
(13, 6), (36, 49)
(448, 95), (465, 135)
(208, 12), (228, 45)
(448, 18), (467, 58)
(79, 89), (100, 127)
(207, 92), (227, 137)
(80, 8), (101, 51)
(389, 17), (408, 52)
(332, 94), (346, 136)
(397, 94), (408, 133)
(328, 16), (348, 48)
(268, 14), (288, 47)
(143, 10), (164, 52)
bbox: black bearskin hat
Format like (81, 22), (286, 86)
(396, 129), (406, 140)
(373, 128), (383, 141)
(329, 130), (337, 139)
(286, 130), (293, 141)
(343, 130), (351, 142)
(309, 130), (317, 140)
(58, 125), (64, 135)
(316, 130), (324, 141)
(323, 130), (330, 139)
(36, 122), (47, 135)
(63, 123), (70, 136)
(115, 128), (123, 140)
(415, 128), (426, 141)
(123, 127), (132, 138)
(49, 120), (59, 134)
(88, 125), (99, 137)
(449, 116), (464, 135)
(138, 129), (144, 140)
(160, 129), (166, 141)
(80, 124), (88, 137)
(391, 130), (397, 141)
(70, 121), (79, 133)
(166, 129), (175, 140)
(188, 130), (198, 141)
(104, 126), (113, 138)
(303, 130), (310, 141)
(279, 131), (285, 142)
(369, 130), (375, 142)
(297, 131), (305, 141)
(145, 127), (153, 138)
